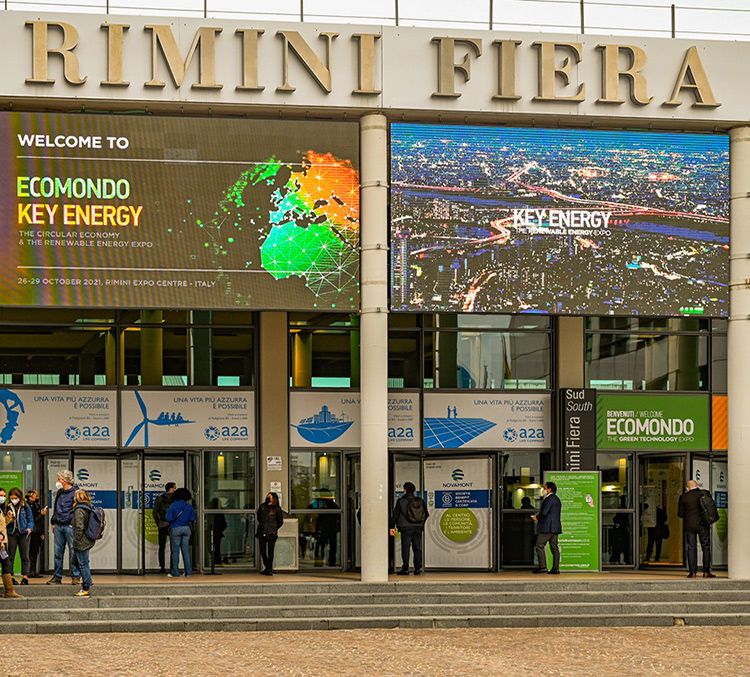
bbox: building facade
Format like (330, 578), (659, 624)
(0, 11), (747, 579)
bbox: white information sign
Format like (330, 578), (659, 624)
(121, 390), (255, 448)
(422, 393), (551, 449)
(0, 388), (116, 448)
(423, 457), (493, 569)
(289, 392), (421, 448)
(72, 458), (118, 570)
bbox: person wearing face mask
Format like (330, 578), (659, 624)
(25, 490), (47, 578)
(47, 470), (81, 586)
(4, 487), (34, 586)
(256, 492), (284, 576)
(531, 481), (563, 575)
(0, 493), (22, 598)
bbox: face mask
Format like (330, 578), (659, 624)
(55, 482), (63, 491)
(0, 497), (5, 504)
(10, 498), (19, 506)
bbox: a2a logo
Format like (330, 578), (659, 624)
(388, 427), (414, 439)
(204, 425), (249, 441)
(503, 427), (545, 443)
(65, 425), (110, 440)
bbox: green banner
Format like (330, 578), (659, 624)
(597, 393), (709, 451)
(0, 471), (25, 575)
(545, 471), (600, 572)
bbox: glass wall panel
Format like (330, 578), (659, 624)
(388, 331), (420, 388)
(202, 513), (255, 568)
(598, 453), (632, 509)
(297, 513), (341, 568)
(290, 451), (340, 510)
(712, 333), (727, 393)
(203, 451), (256, 510)
(603, 512), (634, 565)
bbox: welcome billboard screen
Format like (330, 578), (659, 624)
(0, 113), (359, 310)
(390, 123), (729, 317)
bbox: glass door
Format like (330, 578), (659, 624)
(143, 455), (186, 571)
(345, 452), (361, 570)
(42, 452), (73, 575)
(119, 451), (144, 574)
(639, 454), (686, 567)
(391, 454), (423, 571)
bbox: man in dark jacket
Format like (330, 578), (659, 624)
(47, 470), (80, 585)
(532, 481), (563, 574)
(25, 490), (47, 578)
(389, 482), (429, 576)
(153, 482), (176, 574)
(678, 479), (715, 578)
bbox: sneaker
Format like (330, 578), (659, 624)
(167, 573), (178, 578)
(546, 569), (560, 575)
(20, 578), (29, 586)
(71, 578), (81, 585)
(46, 577), (62, 585)
(74, 589), (90, 597)
(396, 569), (409, 576)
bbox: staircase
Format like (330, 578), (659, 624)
(3, 579), (750, 633)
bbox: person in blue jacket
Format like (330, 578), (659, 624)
(4, 487), (34, 586)
(165, 488), (195, 578)
(531, 481), (563, 575)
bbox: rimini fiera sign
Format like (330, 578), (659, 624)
(1, 12), (748, 125)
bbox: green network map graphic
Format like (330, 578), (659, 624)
(191, 150), (360, 308)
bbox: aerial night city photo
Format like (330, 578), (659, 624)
(390, 124), (729, 316)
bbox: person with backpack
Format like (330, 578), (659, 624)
(4, 487), (34, 586)
(389, 481), (429, 575)
(678, 479), (718, 578)
(153, 482), (176, 574)
(165, 488), (195, 578)
(72, 490), (97, 597)
(47, 470), (81, 586)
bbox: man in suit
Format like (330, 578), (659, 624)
(531, 481), (563, 575)
(678, 479), (716, 579)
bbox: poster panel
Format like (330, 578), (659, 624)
(545, 471), (601, 572)
(1, 112), (360, 311)
(0, 388), (116, 447)
(391, 123), (729, 317)
(289, 392), (421, 448)
(121, 390), (255, 448)
(72, 459), (118, 570)
(423, 458), (492, 569)
(597, 393), (710, 451)
(422, 393), (550, 449)
(712, 460), (728, 568)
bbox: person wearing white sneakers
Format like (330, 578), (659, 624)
(72, 490), (96, 598)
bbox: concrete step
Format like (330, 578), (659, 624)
(5, 612), (750, 634)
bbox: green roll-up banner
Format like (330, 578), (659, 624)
(545, 471), (601, 572)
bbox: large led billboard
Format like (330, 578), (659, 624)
(0, 113), (359, 310)
(390, 124), (729, 316)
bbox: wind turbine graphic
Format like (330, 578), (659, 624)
(124, 390), (195, 448)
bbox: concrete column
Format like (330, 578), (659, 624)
(359, 113), (389, 583)
(259, 312), (290, 507)
(728, 127), (750, 579)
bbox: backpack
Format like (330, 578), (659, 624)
(83, 504), (107, 540)
(405, 495), (427, 524)
(699, 491), (720, 525)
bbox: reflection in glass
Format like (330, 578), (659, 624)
(598, 453), (632, 509)
(587, 333), (708, 391)
(639, 455), (685, 566)
(202, 513), (255, 568)
(297, 513), (341, 568)
(290, 452), (340, 510)
(502, 452), (550, 510)
(203, 451), (255, 510)
(603, 512), (633, 565)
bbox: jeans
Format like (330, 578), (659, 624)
(170, 526), (192, 576)
(686, 526), (711, 574)
(7, 532), (31, 577)
(258, 535), (277, 573)
(157, 527), (170, 571)
(400, 527), (423, 572)
(53, 524), (80, 580)
(74, 548), (93, 591)
(534, 532), (561, 571)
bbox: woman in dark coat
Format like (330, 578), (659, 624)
(256, 492), (283, 576)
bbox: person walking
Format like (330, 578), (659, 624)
(0, 507), (21, 598)
(152, 482), (176, 574)
(389, 481), (429, 576)
(531, 481), (563, 575)
(165, 488), (195, 578)
(72, 490), (96, 597)
(25, 489), (47, 578)
(4, 487), (34, 586)
(47, 470), (81, 586)
(678, 479), (717, 578)
(256, 492), (284, 576)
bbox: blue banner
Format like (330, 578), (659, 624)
(434, 490), (490, 509)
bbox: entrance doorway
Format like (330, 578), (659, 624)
(345, 453), (361, 569)
(638, 454), (686, 567)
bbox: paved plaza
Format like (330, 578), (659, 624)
(2, 627), (748, 676)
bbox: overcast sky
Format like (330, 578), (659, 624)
(5, 0), (749, 41)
